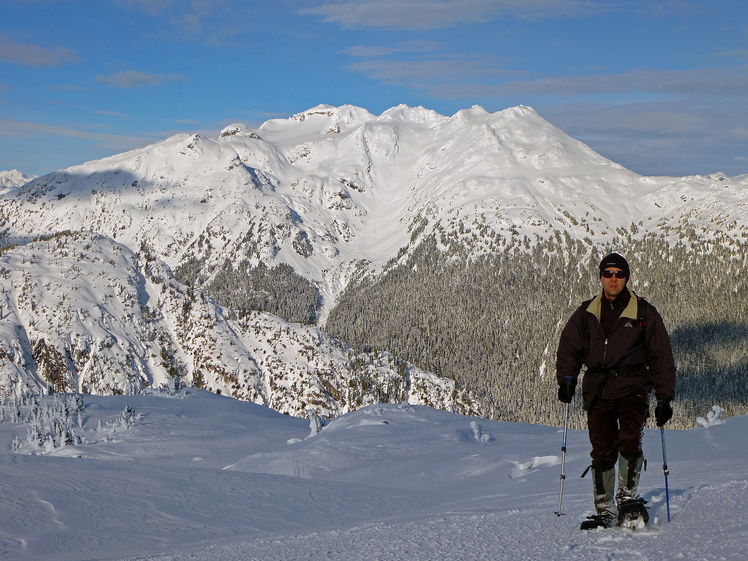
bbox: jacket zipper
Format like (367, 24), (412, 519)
(601, 339), (608, 399)
(602, 338), (608, 361)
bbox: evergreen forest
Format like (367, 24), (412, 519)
(176, 258), (321, 325)
(324, 223), (748, 429)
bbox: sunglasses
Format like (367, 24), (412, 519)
(602, 270), (626, 279)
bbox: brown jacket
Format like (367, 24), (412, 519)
(556, 289), (676, 405)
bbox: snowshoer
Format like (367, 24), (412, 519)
(556, 253), (676, 529)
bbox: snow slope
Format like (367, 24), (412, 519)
(1, 389), (745, 561)
(0, 232), (475, 417)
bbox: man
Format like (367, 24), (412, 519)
(556, 253), (676, 530)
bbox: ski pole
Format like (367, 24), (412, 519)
(660, 426), (671, 522)
(555, 402), (570, 517)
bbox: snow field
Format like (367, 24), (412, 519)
(1, 390), (746, 560)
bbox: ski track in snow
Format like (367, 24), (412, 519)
(1, 391), (747, 561)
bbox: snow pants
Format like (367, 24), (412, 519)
(586, 389), (649, 469)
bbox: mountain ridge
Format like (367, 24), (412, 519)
(3, 104), (746, 318)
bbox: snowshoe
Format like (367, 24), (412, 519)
(617, 497), (649, 530)
(580, 512), (616, 530)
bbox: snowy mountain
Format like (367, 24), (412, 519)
(0, 388), (745, 560)
(3, 105), (746, 318)
(0, 169), (35, 190)
(1, 104), (747, 424)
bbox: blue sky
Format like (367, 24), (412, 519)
(1, 0), (747, 177)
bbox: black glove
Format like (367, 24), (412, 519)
(558, 376), (576, 404)
(655, 398), (673, 426)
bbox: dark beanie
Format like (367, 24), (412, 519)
(599, 252), (630, 278)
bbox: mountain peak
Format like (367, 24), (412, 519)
(0, 169), (36, 189)
(261, 104), (377, 137)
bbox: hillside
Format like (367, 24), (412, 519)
(0, 231), (480, 419)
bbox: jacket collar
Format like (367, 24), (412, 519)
(586, 289), (638, 322)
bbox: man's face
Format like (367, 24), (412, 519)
(601, 267), (626, 300)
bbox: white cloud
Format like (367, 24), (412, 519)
(97, 110), (131, 119)
(344, 46), (400, 57)
(0, 35), (77, 67)
(113, 0), (176, 17)
(0, 117), (155, 153)
(711, 49), (748, 61)
(496, 67), (748, 97)
(537, 100), (748, 176)
(726, 127), (748, 142)
(344, 49), (748, 100)
(302, 0), (617, 30)
(96, 71), (184, 88)
(348, 56), (516, 90)
(114, 0), (245, 44)
(344, 41), (441, 57)
(49, 84), (87, 91)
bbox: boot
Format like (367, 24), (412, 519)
(580, 465), (616, 530)
(593, 465), (617, 519)
(616, 452), (649, 528)
(616, 452), (643, 505)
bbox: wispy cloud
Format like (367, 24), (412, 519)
(349, 56), (515, 90)
(0, 117), (156, 152)
(114, 0), (246, 44)
(0, 35), (77, 67)
(345, 40), (515, 90)
(48, 84), (87, 92)
(538, 100), (748, 176)
(725, 126), (748, 142)
(345, 49), (748, 99)
(97, 110), (131, 119)
(343, 41), (440, 57)
(494, 67), (748, 97)
(344, 46), (401, 57)
(302, 0), (618, 30)
(710, 49), (748, 61)
(96, 71), (185, 88)
(114, 0), (177, 17)
(542, 103), (705, 137)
